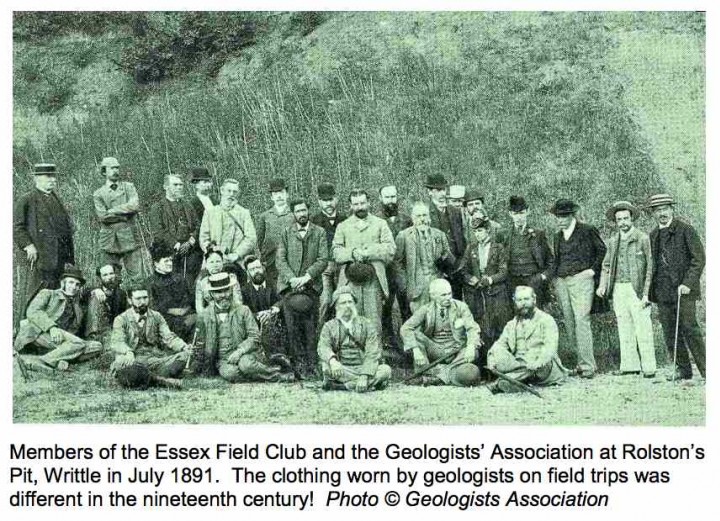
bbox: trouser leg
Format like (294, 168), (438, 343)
(679, 299), (705, 377)
(619, 284), (656, 374)
(658, 302), (692, 377)
(318, 271), (335, 325)
(565, 272), (596, 373)
(35, 331), (103, 367)
(613, 283), (641, 373)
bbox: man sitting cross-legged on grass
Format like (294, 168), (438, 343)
(317, 286), (391, 392)
(486, 286), (568, 393)
(194, 273), (295, 383)
(110, 284), (192, 389)
(15, 264), (103, 372)
(400, 278), (481, 387)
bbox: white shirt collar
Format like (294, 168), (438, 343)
(252, 282), (266, 291)
(562, 218), (577, 240)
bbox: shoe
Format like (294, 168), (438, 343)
(579, 371), (595, 379)
(21, 356), (55, 374)
(269, 354), (295, 374)
(612, 370), (639, 376)
(421, 375), (444, 386)
(643, 373), (656, 379)
(667, 369), (692, 381)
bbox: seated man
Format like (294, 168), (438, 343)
(487, 286), (568, 393)
(400, 278), (480, 387)
(147, 241), (196, 341)
(15, 265), (103, 372)
(317, 286), (391, 392)
(195, 273), (295, 383)
(110, 284), (191, 389)
(84, 263), (128, 342)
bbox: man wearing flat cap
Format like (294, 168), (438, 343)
(646, 193), (705, 381)
(276, 198), (329, 377)
(14, 163), (75, 314)
(317, 286), (391, 392)
(597, 201), (656, 377)
(548, 198), (606, 378)
(256, 178), (296, 289)
(92, 157), (144, 284)
(311, 182), (348, 325)
(15, 265), (103, 373)
(425, 174), (466, 299)
(506, 195), (553, 307)
(194, 273), (295, 383)
(188, 166), (216, 222)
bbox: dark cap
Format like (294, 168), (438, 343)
(60, 264), (85, 285)
(317, 182), (336, 200)
(509, 195), (528, 212)
(33, 163), (58, 176)
(464, 188), (484, 205)
(424, 174), (448, 190)
(549, 198), (579, 216)
(188, 167), (212, 183)
(606, 201), (639, 221)
(269, 178), (287, 192)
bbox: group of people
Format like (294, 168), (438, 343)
(13, 159), (706, 394)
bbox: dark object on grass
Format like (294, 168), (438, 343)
(345, 261), (375, 284)
(484, 366), (544, 398)
(403, 346), (463, 383)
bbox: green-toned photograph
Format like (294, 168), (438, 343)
(12, 11), (705, 425)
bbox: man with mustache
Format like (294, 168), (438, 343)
(109, 284), (192, 389)
(15, 265), (103, 372)
(597, 201), (656, 378)
(194, 273), (295, 383)
(317, 286), (391, 392)
(333, 188), (396, 334)
(487, 286), (567, 393)
(647, 193), (705, 381)
(256, 178), (296, 289)
(84, 263), (129, 342)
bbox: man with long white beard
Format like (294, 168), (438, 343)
(317, 286), (391, 392)
(487, 286), (567, 393)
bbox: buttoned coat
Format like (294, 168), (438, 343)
(92, 181), (140, 254)
(256, 207), (295, 272)
(332, 214), (396, 297)
(459, 238), (509, 297)
(598, 226), (653, 299)
(428, 203), (466, 258)
(14, 189), (75, 273)
(400, 299), (480, 353)
(149, 197), (200, 247)
(276, 223), (329, 295)
(506, 226), (553, 274)
(548, 221), (606, 279)
(394, 226), (455, 300)
(199, 204), (257, 260)
(110, 308), (186, 357)
(14, 288), (84, 350)
(317, 316), (381, 377)
(649, 218), (705, 302)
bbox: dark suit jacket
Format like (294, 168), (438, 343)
(310, 210), (347, 251)
(429, 203), (466, 259)
(149, 197), (200, 247)
(548, 222), (606, 279)
(649, 218), (705, 302)
(376, 208), (412, 238)
(506, 226), (553, 274)
(459, 239), (508, 297)
(240, 283), (281, 314)
(14, 189), (74, 273)
(276, 223), (329, 295)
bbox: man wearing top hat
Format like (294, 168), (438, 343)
(194, 273), (295, 383)
(548, 199), (606, 378)
(276, 198), (329, 377)
(14, 163), (75, 309)
(506, 195), (553, 307)
(92, 157), (144, 283)
(256, 178), (296, 289)
(425, 174), (466, 299)
(646, 193), (705, 381)
(597, 201), (656, 377)
(188, 166), (216, 223)
(15, 265), (103, 372)
(311, 182), (347, 324)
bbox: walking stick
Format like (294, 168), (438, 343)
(671, 291), (682, 383)
(485, 366), (544, 398)
(14, 351), (31, 382)
(185, 329), (199, 370)
(403, 346), (464, 383)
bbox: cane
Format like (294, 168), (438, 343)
(671, 291), (682, 383)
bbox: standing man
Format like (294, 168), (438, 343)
(548, 199), (606, 379)
(394, 201), (455, 312)
(311, 182), (347, 324)
(376, 184), (412, 353)
(199, 178), (257, 281)
(425, 174), (466, 299)
(463, 188), (503, 244)
(256, 178), (296, 288)
(597, 201), (655, 377)
(333, 189), (396, 334)
(188, 166), (215, 223)
(447, 185), (466, 209)
(14, 163), (75, 308)
(84, 263), (129, 342)
(276, 198), (329, 377)
(647, 193), (705, 381)
(506, 196), (553, 307)
(149, 173), (202, 288)
(92, 157), (144, 283)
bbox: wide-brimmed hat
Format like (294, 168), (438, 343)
(331, 286), (356, 306)
(33, 163), (58, 176)
(605, 200), (639, 221)
(60, 264), (85, 285)
(447, 185), (466, 200)
(509, 195), (528, 212)
(345, 262), (375, 285)
(285, 292), (315, 313)
(464, 188), (484, 205)
(188, 166), (211, 183)
(549, 198), (579, 216)
(425, 174), (448, 190)
(207, 272), (234, 291)
(317, 182), (336, 200)
(645, 193), (675, 209)
(269, 178), (287, 192)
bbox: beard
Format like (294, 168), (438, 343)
(515, 305), (535, 319)
(354, 208), (368, 219)
(103, 279), (119, 290)
(133, 304), (149, 315)
(250, 272), (266, 285)
(214, 297), (232, 311)
(296, 215), (309, 226)
(382, 203), (398, 216)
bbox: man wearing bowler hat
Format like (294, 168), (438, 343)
(548, 198), (606, 378)
(425, 174), (466, 299)
(256, 178), (296, 288)
(276, 198), (329, 377)
(14, 163), (75, 313)
(646, 193), (705, 381)
(92, 157), (144, 283)
(188, 166), (216, 222)
(597, 201), (656, 377)
(506, 195), (553, 307)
